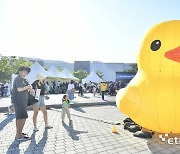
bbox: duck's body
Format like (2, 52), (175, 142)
(116, 20), (180, 133)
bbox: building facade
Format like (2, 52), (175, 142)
(74, 61), (90, 73)
(73, 61), (136, 82)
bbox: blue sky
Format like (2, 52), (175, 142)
(0, 0), (179, 63)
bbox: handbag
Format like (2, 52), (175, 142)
(27, 93), (38, 106)
(27, 82), (39, 106)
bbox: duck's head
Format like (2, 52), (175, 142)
(138, 20), (180, 72)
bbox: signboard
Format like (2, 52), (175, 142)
(116, 72), (136, 82)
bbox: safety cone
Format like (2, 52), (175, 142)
(112, 125), (117, 133)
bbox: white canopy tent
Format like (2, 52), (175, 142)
(26, 61), (54, 84)
(48, 65), (66, 79)
(82, 71), (102, 83)
(61, 68), (79, 81)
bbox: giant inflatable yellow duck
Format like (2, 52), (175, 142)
(116, 20), (180, 133)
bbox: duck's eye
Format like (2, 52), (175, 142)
(150, 40), (161, 51)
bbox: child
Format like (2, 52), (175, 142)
(61, 95), (72, 122)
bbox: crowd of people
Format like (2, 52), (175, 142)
(43, 81), (68, 94)
(1, 78), (127, 99)
(75, 80), (127, 97)
(106, 81), (127, 96)
(0, 82), (11, 97)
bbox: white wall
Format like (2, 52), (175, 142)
(90, 62), (134, 82)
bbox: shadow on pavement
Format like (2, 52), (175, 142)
(147, 133), (180, 153)
(24, 131), (37, 153)
(36, 129), (48, 152)
(63, 122), (88, 140)
(7, 139), (20, 154)
(24, 129), (48, 153)
(72, 107), (86, 113)
(82, 96), (90, 99)
(0, 114), (15, 131)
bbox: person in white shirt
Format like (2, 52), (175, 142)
(7, 82), (11, 96)
(67, 80), (75, 101)
(4, 82), (11, 96)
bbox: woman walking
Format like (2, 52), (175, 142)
(32, 73), (53, 131)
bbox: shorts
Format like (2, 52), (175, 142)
(13, 103), (28, 119)
(33, 96), (46, 107)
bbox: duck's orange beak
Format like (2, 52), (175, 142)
(165, 46), (180, 63)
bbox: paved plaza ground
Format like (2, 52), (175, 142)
(0, 94), (180, 154)
(0, 93), (115, 108)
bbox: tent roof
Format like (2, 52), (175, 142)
(27, 61), (54, 84)
(48, 65), (66, 79)
(61, 68), (79, 81)
(82, 71), (102, 83)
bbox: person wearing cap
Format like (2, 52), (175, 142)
(12, 66), (33, 141)
(100, 81), (107, 100)
(32, 73), (53, 131)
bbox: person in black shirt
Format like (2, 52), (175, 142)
(12, 66), (32, 141)
(32, 73), (53, 131)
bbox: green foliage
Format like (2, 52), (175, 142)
(57, 68), (63, 72)
(0, 56), (32, 82)
(125, 64), (138, 72)
(43, 67), (48, 71)
(95, 70), (104, 80)
(73, 69), (88, 80)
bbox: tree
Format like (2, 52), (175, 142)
(44, 67), (48, 71)
(57, 68), (63, 72)
(73, 70), (88, 81)
(0, 56), (33, 82)
(125, 64), (138, 72)
(95, 70), (104, 80)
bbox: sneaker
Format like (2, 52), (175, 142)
(22, 133), (29, 137)
(33, 127), (39, 132)
(45, 125), (53, 129)
(16, 136), (30, 141)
